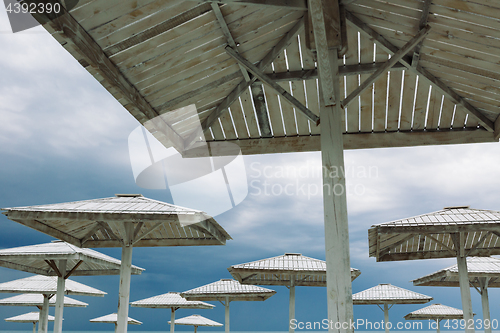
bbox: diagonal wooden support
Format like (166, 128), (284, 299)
(342, 24), (431, 108)
(211, 3), (251, 82)
(251, 85), (272, 137)
(184, 16), (305, 148)
(195, 0), (307, 10)
(494, 115), (500, 141)
(345, 11), (495, 132)
(411, 0), (432, 68)
(225, 46), (320, 125)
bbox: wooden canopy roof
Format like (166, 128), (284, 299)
(5, 312), (55, 323)
(90, 313), (142, 325)
(181, 278), (276, 301)
(352, 283), (433, 305)
(0, 241), (144, 276)
(404, 303), (464, 320)
(1, 194), (231, 248)
(0, 294), (87, 307)
(0, 275), (106, 297)
(368, 206), (500, 262)
(169, 314), (223, 327)
(130, 292), (214, 309)
(228, 253), (361, 286)
(412, 256), (500, 287)
(27, 0), (500, 157)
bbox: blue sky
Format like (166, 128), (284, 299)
(2, 7), (500, 332)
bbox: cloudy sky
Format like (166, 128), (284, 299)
(2, 6), (500, 332)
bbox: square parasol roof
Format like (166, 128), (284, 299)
(181, 278), (276, 301)
(352, 283), (433, 305)
(1, 194), (231, 248)
(5, 312), (55, 323)
(404, 303), (464, 320)
(90, 313), (142, 325)
(0, 294), (87, 307)
(169, 314), (223, 327)
(130, 292), (214, 309)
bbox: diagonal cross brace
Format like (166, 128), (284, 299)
(342, 24), (431, 109)
(225, 46), (320, 125)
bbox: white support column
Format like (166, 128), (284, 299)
(479, 277), (491, 333)
(116, 222), (134, 333)
(39, 294), (50, 333)
(289, 277), (296, 333)
(33, 322), (36, 333)
(225, 296), (230, 333)
(383, 304), (390, 333)
(436, 319), (440, 333)
(171, 308), (176, 333)
(456, 255), (474, 333)
(53, 259), (67, 333)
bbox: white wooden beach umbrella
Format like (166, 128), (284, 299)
(228, 253), (361, 333)
(0, 275), (106, 333)
(353, 283), (432, 333)
(5, 311), (55, 333)
(169, 314), (223, 333)
(404, 304), (465, 333)
(131, 291), (214, 333)
(181, 278), (275, 333)
(90, 312), (142, 329)
(368, 207), (500, 333)
(0, 240), (143, 333)
(2, 194), (231, 333)
(412, 256), (500, 333)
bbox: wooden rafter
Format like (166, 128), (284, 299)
(64, 260), (83, 279)
(131, 222), (164, 246)
(80, 223), (102, 246)
(345, 11), (495, 132)
(251, 85), (272, 137)
(225, 46), (320, 124)
(194, 0), (307, 10)
(411, 0), (432, 68)
(184, 16), (305, 148)
(28, 1), (186, 152)
(466, 231), (493, 257)
(45, 260), (62, 278)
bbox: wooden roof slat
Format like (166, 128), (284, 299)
(412, 78), (430, 130)
(386, 70), (403, 131)
(219, 106), (239, 140)
(228, 96), (252, 138)
(399, 71), (417, 131)
(359, 34), (374, 132)
(273, 51), (298, 136)
(373, 48), (389, 132)
(344, 26), (360, 133)
(427, 87), (442, 129)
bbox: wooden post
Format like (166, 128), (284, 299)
(383, 304), (390, 333)
(436, 319), (440, 333)
(33, 322), (36, 333)
(116, 223), (134, 333)
(39, 294), (50, 333)
(225, 296), (230, 333)
(456, 254), (474, 332)
(53, 259), (67, 333)
(194, 326), (198, 333)
(479, 277), (491, 333)
(289, 277), (296, 333)
(171, 308), (176, 333)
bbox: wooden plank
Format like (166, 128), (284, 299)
(439, 97), (455, 130)
(265, 88), (286, 136)
(426, 86), (442, 129)
(251, 85), (272, 137)
(228, 96), (251, 139)
(358, 33), (373, 132)
(273, 50), (298, 136)
(344, 26), (359, 133)
(386, 70), (402, 131)
(400, 71), (417, 131)
(240, 89), (261, 138)
(298, 31), (320, 135)
(412, 78), (430, 130)
(495, 115), (500, 141)
(194, 0), (307, 10)
(373, 48), (389, 131)
(219, 107), (238, 140)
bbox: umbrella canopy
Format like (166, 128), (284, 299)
(0, 294), (87, 307)
(412, 257), (500, 333)
(170, 314), (222, 333)
(131, 292), (214, 333)
(2, 194), (231, 333)
(228, 253), (361, 333)
(182, 279), (275, 333)
(5, 312), (55, 323)
(90, 313), (142, 325)
(405, 304), (465, 333)
(368, 207), (500, 331)
(353, 284), (432, 333)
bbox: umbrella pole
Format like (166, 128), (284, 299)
(171, 308), (176, 333)
(436, 319), (440, 333)
(39, 294), (50, 333)
(479, 277), (491, 333)
(116, 237), (134, 333)
(33, 322), (36, 333)
(383, 304), (390, 333)
(225, 296), (230, 333)
(289, 278), (295, 333)
(194, 325), (198, 333)
(455, 244), (474, 333)
(53, 259), (67, 333)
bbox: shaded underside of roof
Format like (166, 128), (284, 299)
(89, 313), (142, 325)
(5, 312), (55, 323)
(1, 195), (231, 248)
(0, 293), (87, 307)
(170, 314), (223, 327)
(0, 275), (106, 297)
(0, 241), (143, 276)
(369, 207), (500, 261)
(130, 292), (214, 309)
(404, 304), (464, 320)
(413, 256), (500, 287)
(228, 253), (361, 286)
(352, 283), (433, 304)
(181, 279), (276, 301)
(25, 0), (500, 158)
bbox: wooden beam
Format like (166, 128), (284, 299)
(45, 260), (62, 278)
(345, 11), (495, 132)
(131, 222), (164, 246)
(194, 0), (307, 10)
(494, 115), (500, 141)
(64, 260), (84, 279)
(251, 85), (272, 137)
(343, 25), (431, 108)
(8, 218), (81, 248)
(29, 2), (185, 152)
(80, 223), (102, 246)
(225, 46), (320, 124)
(0, 260), (48, 276)
(411, 0), (432, 68)
(98, 222), (124, 246)
(183, 129), (496, 156)
(211, 3), (250, 81)
(184, 16), (305, 148)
